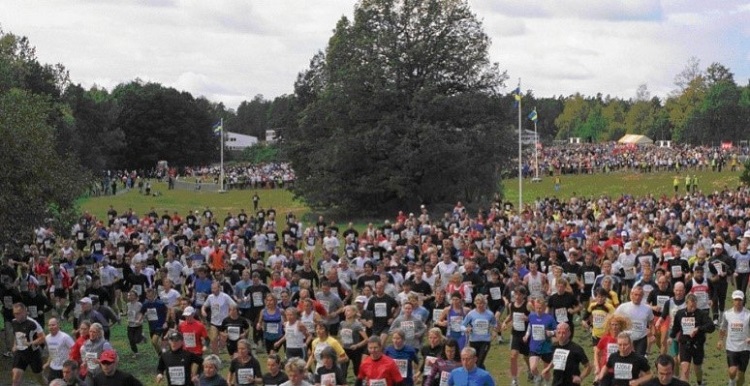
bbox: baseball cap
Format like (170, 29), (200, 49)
(182, 306), (196, 317)
(99, 350), (117, 363)
(733, 290), (745, 300)
(79, 297), (92, 305)
(168, 331), (184, 340)
(355, 296), (367, 304)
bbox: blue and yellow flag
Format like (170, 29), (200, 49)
(528, 108), (538, 122)
(512, 87), (521, 107)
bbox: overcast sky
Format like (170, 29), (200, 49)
(1, 0), (748, 110)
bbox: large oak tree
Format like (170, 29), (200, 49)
(284, 0), (511, 216)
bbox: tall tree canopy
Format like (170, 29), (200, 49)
(283, 0), (510, 215)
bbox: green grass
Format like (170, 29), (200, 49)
(78, 183), (309, 222)
(46, 169), (744, 385)
(504, 169), (741, 205)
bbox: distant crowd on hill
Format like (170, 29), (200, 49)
(520, 143), (747, 178)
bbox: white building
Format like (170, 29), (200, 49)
(225, 131), (258, 151)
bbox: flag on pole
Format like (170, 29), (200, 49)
(512, 87), (522, 107)
(528, 108), (538, 122)
(212, 120), (223, 133)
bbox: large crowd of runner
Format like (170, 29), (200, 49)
(5, 174), (750, 386)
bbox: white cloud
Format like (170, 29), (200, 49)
(0, 0), (747, 108)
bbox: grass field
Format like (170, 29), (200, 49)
(1, 169), (743, 385)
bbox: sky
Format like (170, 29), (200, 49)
(1, 0), (748, 110)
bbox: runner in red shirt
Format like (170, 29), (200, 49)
(177, 306), (209, 356)
(356, 337), (404, 386)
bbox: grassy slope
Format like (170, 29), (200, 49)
(4, 170), (740, 385)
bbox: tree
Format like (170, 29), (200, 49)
(0, 88), (88, 245)
(284, 0), (509, 215)
(554, 93), (590, 140)
(111, 81), (217, 168)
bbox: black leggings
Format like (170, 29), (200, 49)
(737, 273), (750, 295)
(127, 325), (143, 353)
(469, 341), (491, 369)
(713, 281), (728, 320)
(343, 347), (364, 378)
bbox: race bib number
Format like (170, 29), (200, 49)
(671, 265), (682, 277)
(513, 312), (526, 331)
(394, 319), (412, 336)
(490, 287), (502, 300)
(228, 326), (240, 340)
(473, 320), (489, 336)
(133, 284), (143, 295)
(237, 368), (254, 385)
(85, 351), (98, 370)
(593, 313), (606, 329)
(28, 305), (38, 317)
(169, 366), (186, 385)
(695, 292), (709, 309)
(433, 308), (443, 323)
(184, 333), (196, 348)
(739, 260), (750, 272)
(614, 362), (634, 380)
(15, 332), (28, 350)
(555, 308), (569, 323)
(450, 316), (462, 332)
(681, 317), (696, 336)
(253, 292), (263, 307)
(340, 328), (353, 345)
(266, 323), (279, 335)
(552, 349), (570, 370)
(631, 320), (645, 334)
(657, 295), (670, 309)
(424, 356), (437, 377)
(146, 308), (158, 321)
(730, 321), (746, 340)
(607, 343), (618, 355)
(369, 379), (386, 386)
(320, 372), (335, 386)
(439, 371), (450, 386)
(584, 271), (595, 284)
(374, 303), (387, 318)
(531, 324), (545, 340)
(395, 359), (408, 377)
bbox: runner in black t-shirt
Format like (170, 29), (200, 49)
(542, 323), (592, 386)
(596, 332), (652, 386)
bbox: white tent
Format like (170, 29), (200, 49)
(617, 134), (653, 145)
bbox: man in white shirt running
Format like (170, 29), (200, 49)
(718, 290), (750, 386)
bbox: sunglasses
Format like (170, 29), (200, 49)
(100, 361), (114, 365)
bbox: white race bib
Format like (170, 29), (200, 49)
(228, 326), (240, 341)
(237, 368), (254, 385)
(512, 312), (526, 331)
(266, 323), (279, 335)
(374, 303), (387, 318)
(532, 324), (545, 340)
(473, 319), (489, 336)
(614, 362), (634, 380)
(681, 317), (696, 336)
(184, 332), (196, 348)
(490, 287), (502, 300)
(552, 348), (570, 370)
(555, 308), (569, 323)
(340, 328), (353, 345)
(395, 359), (408, 377)
(169, 366), (186, 385)
(146, 308), (158, 321)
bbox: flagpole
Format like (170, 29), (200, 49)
(517, 79), (522, 212)
(534, 109), (539, 180)
(219, 117), (225, 192)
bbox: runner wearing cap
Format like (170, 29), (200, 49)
(709, 241), (734, 324)
(90, 349), (143, 386)
(178, 306), (209, 356)
(718, 290), (750, 386)
(157, 331), (202, 386)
